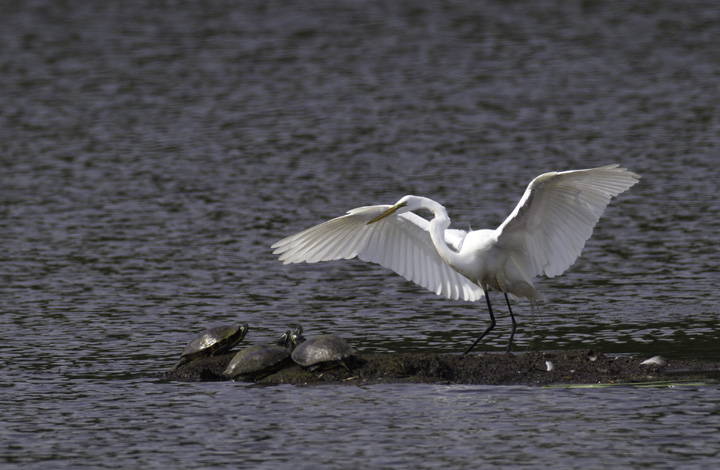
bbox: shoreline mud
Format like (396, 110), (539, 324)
(161, 349), (720, 386)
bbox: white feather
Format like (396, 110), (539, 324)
(272, 205), (484, 301)
(495, 164), (640, 279)
(272, 164), (639, 307)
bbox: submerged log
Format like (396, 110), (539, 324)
(161, 349), (720, 386)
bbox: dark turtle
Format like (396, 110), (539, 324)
(223, 327), (301, 380)
(170, 323), (249, 372)
(290, 329), (356, 371)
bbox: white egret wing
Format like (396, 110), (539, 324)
(495, 164), (640, 278)
(271, 205), (484, 301)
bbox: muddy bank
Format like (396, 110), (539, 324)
(161, 349), (720, 386)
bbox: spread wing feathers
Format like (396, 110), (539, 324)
(271, 205), (485, 301)
(496, 164), (640, 278)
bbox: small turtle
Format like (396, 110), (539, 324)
(223, 327), (301, 380)
(290, 329), (357, 371)
(169, 323), (249, 372)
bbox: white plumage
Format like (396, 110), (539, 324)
(274, 204), (484, 301)
(271, 164), (640, 352)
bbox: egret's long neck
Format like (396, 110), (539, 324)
(423, 198), (463, 268)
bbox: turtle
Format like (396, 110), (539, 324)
(223, 326), (303, 380)
(290, 329), (357, 371)
(169, 323), (249, 372)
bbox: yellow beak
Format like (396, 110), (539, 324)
(367, 202), (406, 225)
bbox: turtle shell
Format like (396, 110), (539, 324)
(223, 344), (291, 380)
(170, 323), (248, 371)
(290, 334), (355, 369)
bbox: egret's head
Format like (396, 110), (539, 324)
(367, 195), (416, 224)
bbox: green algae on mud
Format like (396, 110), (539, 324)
(162, 349), (720, 386)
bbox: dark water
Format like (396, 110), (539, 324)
(2, 0), (719, 468)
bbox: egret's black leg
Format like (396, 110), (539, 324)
(504, 292), (517, 353)
(463, 289), (495, 355)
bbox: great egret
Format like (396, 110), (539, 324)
(271, 164), (640, 354)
